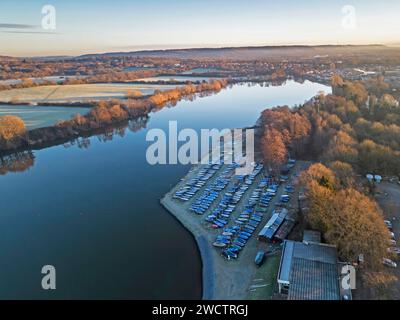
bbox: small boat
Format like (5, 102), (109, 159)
(213, 242), (227, 248)
(230, 244), (242, 251)
(244, 225), (256, 231)
(243, 228), (254, 235)
(240, 231), (252, 237)
(255, 251), (265, 267)
(248, 220), (259, 227)
(237, 235), (249, 242)
(233, 241), (245, 248)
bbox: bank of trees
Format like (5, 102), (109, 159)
(0, 80), (228, 152)
(258, 76), (399, 288)
(301, 163), (390, 269)
(260, 106), (312, 161)
(61, 80), (227, 131)
(258, 76), (400, 191)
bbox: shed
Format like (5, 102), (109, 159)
(303, 230), (322, 244)
(258, 209), (288, 242)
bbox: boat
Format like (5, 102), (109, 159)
(244, 225), (256, 231)
(238, 234), (249, 241)
(230, 244), (242, 251)
(213, 242), (227, 248)
(243, 228), (254, 234)
(240, 231), (252, 237)
(233, 241), (245, 248)
(255, 251), (265, 266)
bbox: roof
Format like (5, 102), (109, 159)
(278, 240), (341, 300)
(274, 219), (296, 241)
(303, 230), (322, 244)
(258, 209), (288, 240)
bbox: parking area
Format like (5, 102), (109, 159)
(374, 181), (400, 299)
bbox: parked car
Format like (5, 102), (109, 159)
(384, 220), (393, 230)
(383, 258), (397, 268)
(389, 239), (397, 246)
(388, 247), (400, 257)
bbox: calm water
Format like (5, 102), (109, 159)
(0, 81), (330, 299)
(137, 75), (219, 83)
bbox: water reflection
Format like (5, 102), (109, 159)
(61, 115), (149, 149)
(0, 151), (35, 175)
(0, 81), (321, 174)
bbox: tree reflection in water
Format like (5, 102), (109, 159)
(0, 151), (35, 175)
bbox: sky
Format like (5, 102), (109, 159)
(0, 0), (399, 57)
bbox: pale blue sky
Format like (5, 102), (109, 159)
(1, 0), (399, 57)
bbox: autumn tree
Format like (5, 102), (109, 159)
(322, 130), (359, 165)
(125, 90), (143, 99)
(328, 161), (355, 188)
(261, 125), (287, 172)
(301, 164), (389, 269)
(0, 115), (26, 141)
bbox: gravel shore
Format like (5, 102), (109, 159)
(160, 164), (272, 300)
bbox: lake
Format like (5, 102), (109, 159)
(137, 75), (220, 83)
(0, 80), (330, 299)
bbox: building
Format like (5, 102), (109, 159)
(303, 230), (322, 244)
(258, 209), (288, 242)
(277, 240), (344, 300)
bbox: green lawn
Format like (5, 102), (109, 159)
(247, 251), (282, 300)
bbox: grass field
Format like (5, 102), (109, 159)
(247, 252), (282, 300)
(0, 104), (91, 129)
(0, 83), (180, 104)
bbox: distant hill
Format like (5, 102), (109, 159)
(0, 55), (17, 61)
(75, 44), (392, 60)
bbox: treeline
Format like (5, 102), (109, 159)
(259, 76), (400, 290)
(300, 163), (389, 269)
(260, 75), (400, 176)
(0, 70), (159, 92)
(0, 80), (228, 152)
(0, 78), (57, 91)
(0, 56), (182, 81)
(66, 70), (158, 85)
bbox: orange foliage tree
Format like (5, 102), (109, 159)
(0, 115), (26, 141)
(301, 164), (389, 269)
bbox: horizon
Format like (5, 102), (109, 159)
(1, 43), (398, 59)
(1, 0), (400, 57)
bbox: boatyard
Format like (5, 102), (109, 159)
(161, 155), (306, 300)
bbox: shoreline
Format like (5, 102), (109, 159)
(160, 160), (272, 300)
(160, 196), (215, 300)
